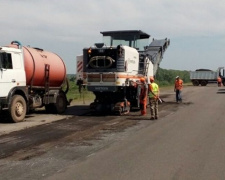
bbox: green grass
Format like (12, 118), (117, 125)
(65, 80), (95, 102)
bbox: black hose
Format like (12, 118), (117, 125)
(64, 77), (69, 94)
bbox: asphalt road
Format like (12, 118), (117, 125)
(1, 84), (225, 180)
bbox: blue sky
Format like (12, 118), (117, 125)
(1, 0), (225, 74)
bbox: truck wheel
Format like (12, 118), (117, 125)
(45, 104), (55, 113)
(201, 81), (207, 86)
(192, 80), (199, 86)
(54, 92), (67, 114)
(9, 95), (27, 123)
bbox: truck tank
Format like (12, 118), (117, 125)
(8, 43), (66, 87)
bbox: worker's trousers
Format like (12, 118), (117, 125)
(140, 98), (147, 115)
(149, 98), (158, 118)
(176, 89), (182, 102)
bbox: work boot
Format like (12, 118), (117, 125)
(150, 117), (155, 120)
(155, 116), (158, 120)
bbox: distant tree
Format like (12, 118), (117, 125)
(155, 68), (191, 86)
(70, 76), (75, 82)
(67, 74), (75, 82)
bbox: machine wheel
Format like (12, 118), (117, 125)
(201, 80), (207, 86)
(54, 92), (67, 114)
(192, 80), (199, 86)
(122, 106), (130, 115)
(9, 95), (27, 123)
(116, 103), (130, 115)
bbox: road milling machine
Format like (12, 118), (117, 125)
(77, 30), (170, 115)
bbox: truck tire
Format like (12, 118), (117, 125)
(9, 95), (27, 123)
(201, 80), (207, 86)
(192, 80), (199, 86)
(45, 104), (55, 113)
(54, 92), (67, 114)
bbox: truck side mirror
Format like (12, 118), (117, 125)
(0, 53), (3, 69)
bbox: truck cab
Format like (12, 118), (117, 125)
(0, 47), (26, 102)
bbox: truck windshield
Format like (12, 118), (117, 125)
(103, 35), (149, 51)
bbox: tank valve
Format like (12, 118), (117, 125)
(11, 40), (22, 49)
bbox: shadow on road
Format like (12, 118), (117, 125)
(217, 89), (225, 94)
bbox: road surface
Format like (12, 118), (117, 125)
(0, 84), (225, 180)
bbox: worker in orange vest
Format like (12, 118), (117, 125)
(217, 76), (222, 87)
(148, 77), (159, 120)
(174, 76), (183, 103)
(139, 77), (148, 115)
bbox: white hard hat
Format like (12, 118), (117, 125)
(176, 76), (179, 79)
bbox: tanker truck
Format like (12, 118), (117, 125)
(77, 30), (170, 114)
(0, 41), (69, 122)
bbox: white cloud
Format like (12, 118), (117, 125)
(1, 0), (225, 73)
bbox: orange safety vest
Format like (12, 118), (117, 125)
(175, 79), (183, 90)
(217, 77), (222, 83)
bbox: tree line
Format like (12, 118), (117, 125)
(155, 67), (191, 86)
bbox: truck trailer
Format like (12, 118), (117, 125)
(77, 30), (170, 114)
(0, 41), (69, 122)
(190, 67), (225, 86)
